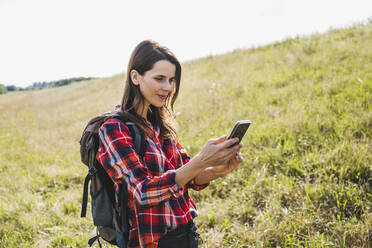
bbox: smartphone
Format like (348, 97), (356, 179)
(227, 120), (252, 147)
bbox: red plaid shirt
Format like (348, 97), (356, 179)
(96, 118), (209, 248)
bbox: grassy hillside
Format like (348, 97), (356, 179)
(1, 21), (371, 247)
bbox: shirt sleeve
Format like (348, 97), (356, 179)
(175, 142), (210, 191)
(96, 119), (184, 208)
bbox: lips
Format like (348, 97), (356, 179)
(158, 95), (167, 100)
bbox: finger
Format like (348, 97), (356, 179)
(234, 143), (243, 152)
(230, 152), (242, 164)
(224, 149), (240, 162)
(216, 135), (227, 144)
(236, 153), (243, 163)
(208, 135), (227, 145)
(219, 143), (242, 163)
(230, 156), (241, 168)
(237, 151), (243, 158)
(224, 142), (243, 154)
(220, 137), (240, 149)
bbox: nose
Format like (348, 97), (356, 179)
(163, 81), (172, 92)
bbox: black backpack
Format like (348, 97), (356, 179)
(79, 111), (146, 248)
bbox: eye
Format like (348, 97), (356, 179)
(155, 77), (163, 81)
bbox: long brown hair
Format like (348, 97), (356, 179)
(120, 40), (181, 140)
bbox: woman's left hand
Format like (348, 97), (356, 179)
(209, 150), (244, 178)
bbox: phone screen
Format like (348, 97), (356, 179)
(227, 120), (251, 146)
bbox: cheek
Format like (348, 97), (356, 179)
(147, 80), (161, 92)
(140, 79), (158, 96)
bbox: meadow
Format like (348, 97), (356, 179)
(0, 21), (371, 247)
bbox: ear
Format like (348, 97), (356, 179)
(131, 70), (141, 86)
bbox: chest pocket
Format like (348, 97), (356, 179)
(142, 138), (168, 175)
(142, 138), (182, 175)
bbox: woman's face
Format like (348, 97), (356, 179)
(132, 59), (176, 110)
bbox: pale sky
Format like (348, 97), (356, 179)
(0, 0), (371, 87)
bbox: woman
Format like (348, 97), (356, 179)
(96, 40), (243, 248)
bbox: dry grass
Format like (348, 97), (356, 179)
(1, 22), (372, 247)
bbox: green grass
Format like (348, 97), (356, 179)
(1, 21), (371, 247)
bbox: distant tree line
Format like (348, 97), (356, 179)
(2, 77), (95, 94)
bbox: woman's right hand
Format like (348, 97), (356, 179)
(196, 135), (242, 168)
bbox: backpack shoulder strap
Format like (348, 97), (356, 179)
(125, 122), (146, 159)
(109, 114), (146, 159)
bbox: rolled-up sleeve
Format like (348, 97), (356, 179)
(175, 142), (210, 191)
(96, 119), (183, 208)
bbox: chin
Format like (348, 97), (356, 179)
(151, 102), (164, 108)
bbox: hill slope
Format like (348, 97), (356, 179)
(0, 22), (371, 247)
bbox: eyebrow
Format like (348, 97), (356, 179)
(154, 74), (176, 80)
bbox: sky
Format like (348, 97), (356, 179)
(0, 0), (371, 87)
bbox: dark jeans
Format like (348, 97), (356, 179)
(158, 221), (199, 248)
